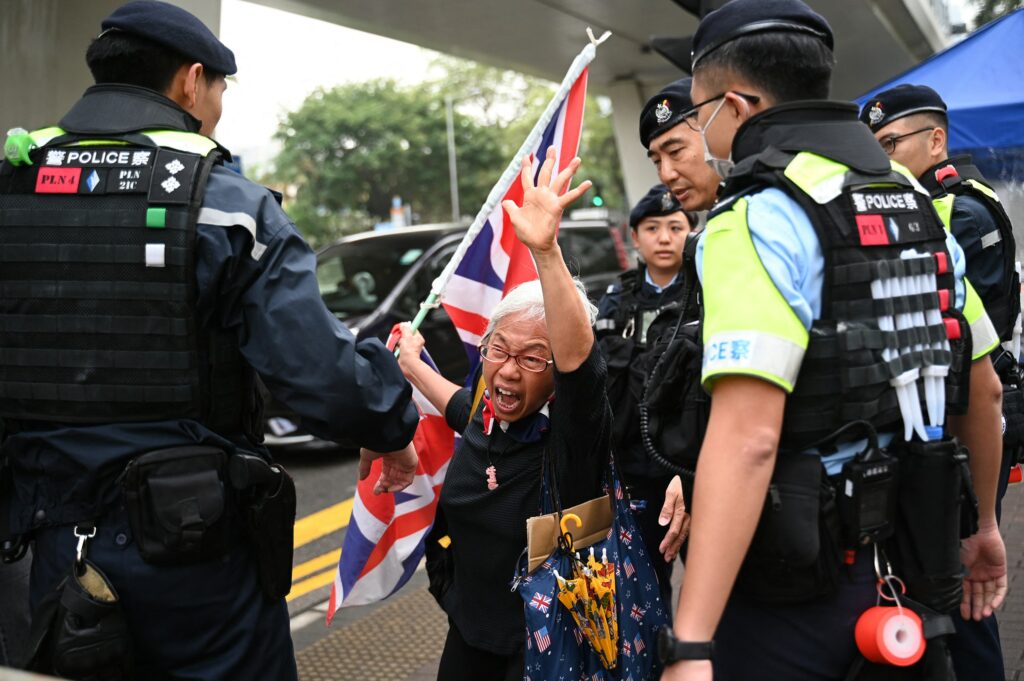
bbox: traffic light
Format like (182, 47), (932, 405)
(590, 184), (604, 207)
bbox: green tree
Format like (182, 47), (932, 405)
(274, 78), (505, 246)
(972, 0), (1023, 25)
(272, 58), (627, 247)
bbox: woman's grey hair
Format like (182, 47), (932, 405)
(482, 278), (597, 340)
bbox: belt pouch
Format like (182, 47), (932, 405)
(238, 462), (296, 600)
(122, 445), (231, 564)
(735, 453), (841, 603)
(24, 560), (133, 680)
(888, 438), (964, 613)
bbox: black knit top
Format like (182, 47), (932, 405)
(438, 345), (611, 654)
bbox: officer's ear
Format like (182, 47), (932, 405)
(928, 126), (947, 158)
(165, 62), (203, 112)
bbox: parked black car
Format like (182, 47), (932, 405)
(263, 218), (628, 447)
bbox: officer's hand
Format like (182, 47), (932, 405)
(660, 659), (712, 681)
(658, 475), (691, 562)
(502, 146), (591, 255)
(394, 323), (426, 377)
(358, 442), (419, 495)
(959, 521), (1008, 621)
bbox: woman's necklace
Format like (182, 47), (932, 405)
(485, 430), (515, 491)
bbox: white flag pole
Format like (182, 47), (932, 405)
(400, 29), (611, 346)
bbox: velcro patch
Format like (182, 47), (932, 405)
(850, 190), (920, 213)
(856, 214), (889, 246)
(35, 167), (81, 193)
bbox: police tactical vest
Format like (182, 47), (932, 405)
(718, 150), (970, 451)
(0, 127), (257, 436)
(928, 156), (1020, 342)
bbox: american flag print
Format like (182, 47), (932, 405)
(534, 626), (552, 653)
(623, 555), (635, 578)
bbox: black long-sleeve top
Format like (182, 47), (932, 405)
(438, 344), (611, 654)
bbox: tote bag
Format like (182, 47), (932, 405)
(515, 455), (669, 681)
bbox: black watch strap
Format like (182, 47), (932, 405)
(657, 625), (714, 664)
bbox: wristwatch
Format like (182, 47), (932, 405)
(657, 625), (714, 665)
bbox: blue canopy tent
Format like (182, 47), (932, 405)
(857, 8), (1024, 183)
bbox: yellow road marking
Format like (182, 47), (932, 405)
(293, 497), (354, 548)
(287, 566), (337, 602)
(293, 549), (342, 581)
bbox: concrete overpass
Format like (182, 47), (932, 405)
(2, 0), (955, 203)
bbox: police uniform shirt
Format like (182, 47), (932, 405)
(695, 187), (1000, 473)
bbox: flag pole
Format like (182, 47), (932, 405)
(399, 29), (611, 353)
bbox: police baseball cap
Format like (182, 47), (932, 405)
(630, 184), (684, 228)
(691, 0), (834, 69)
(639, 78), (696, 149)
(101, 1), (237, 76)
(859, 84), (948, 132)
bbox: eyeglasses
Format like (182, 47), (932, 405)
(479, 345), (553, 373)
(688, 91), (762, 124)
(879, 127), (934, 155)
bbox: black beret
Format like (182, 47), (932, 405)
(691, 0), (834, 69)
(630, 185), (684, 228)
(639, 78), (695, 149)
(101, 1), (237, 76)
(859, 84), (948, 132)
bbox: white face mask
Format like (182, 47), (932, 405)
(699, 97), (734, 178)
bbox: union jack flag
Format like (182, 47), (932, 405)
(441, 70), (589, 377)
(534, 626), (552, 653)
(630, 604), (646, 622)
(530, 592), (553, 614)
(634, 634), (646, 653)
(622, 640), (632, 657)
(623, 555), (635, 578)
(619, 527), (633, 545)
(326, 67), (589, 620)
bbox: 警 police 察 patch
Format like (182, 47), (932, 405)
(848, 189), (931, 247)
(35, 146), (157, 195)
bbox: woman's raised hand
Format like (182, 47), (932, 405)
(502, 146), (592, 255)
(393, 322), (426, 377)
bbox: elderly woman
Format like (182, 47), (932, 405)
(391, 149), (611, 681)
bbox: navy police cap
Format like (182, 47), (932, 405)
(630, 184), (683, 228)
(101, 1), (237, 76)
(859, 84), (948, 132)
(639, 78), (695, 149)
(691, 0), (834, 69)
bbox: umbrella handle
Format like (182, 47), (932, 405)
(560, 513), (582, 536)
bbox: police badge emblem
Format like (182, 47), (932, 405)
(868, 102), (884, 126)
(661, 191), (674, 212)
(654, 99), (672, 124)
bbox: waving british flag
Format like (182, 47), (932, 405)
(326, 66), (589, 619)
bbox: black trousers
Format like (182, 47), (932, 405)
(437, 619), (524, 681)
(30, 508), (297, 681)
(623, 473), (679, 605)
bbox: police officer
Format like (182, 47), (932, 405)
(861, 83), (1019, 681)
(653, 2), (1008, 680)
(642, 78), (723, 214)
(595, 184), (695, 599)
(0, 2), (419, 679)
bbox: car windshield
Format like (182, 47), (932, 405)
(316, 233), (436, 320)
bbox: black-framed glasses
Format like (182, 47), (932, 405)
(879, 127), (934, 155)
(689, 91), (762, 119)
(479, 345), (553, 373)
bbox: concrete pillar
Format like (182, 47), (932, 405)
(606, 79), (661, 207)
(0, 0), (221, 136)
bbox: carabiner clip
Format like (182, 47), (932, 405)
(74, 524), (97, 566)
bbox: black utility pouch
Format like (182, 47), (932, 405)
(122, 446), (232, 565)
(735, 453), (842, 604)
(230, 453), (296, 601)
(887, 438), (964, 613)
(24, 560), (133, 681)
(1002, 383), (1024, 459)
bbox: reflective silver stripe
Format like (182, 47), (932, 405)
(807, 172), (846, 204)
(197, 207), (267, 260)
(971, 312), (1000, 360)
(594, 319), (616, 331)
(702, 330), (805, 391)
(980, 230), (1002, 249)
